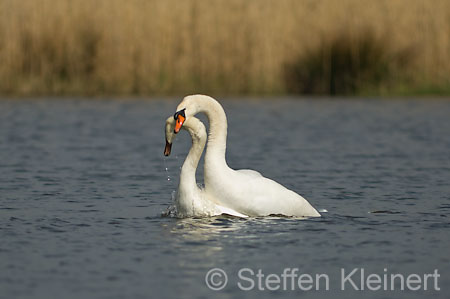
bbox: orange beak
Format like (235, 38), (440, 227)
(174, 114), (185, 133)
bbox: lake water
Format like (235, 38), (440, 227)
(0, 97), (449, 299)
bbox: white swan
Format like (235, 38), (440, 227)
(164, 116), (248, 218)
(172, 95), (320, 217)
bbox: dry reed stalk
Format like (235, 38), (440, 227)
(0, 0), (449, 95)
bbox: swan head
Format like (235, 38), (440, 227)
(164, 115), (207, 156)
(173, 94), (213, 133)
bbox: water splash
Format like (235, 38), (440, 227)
(161, 191), (178, 217)
(161, 204), (177, 218)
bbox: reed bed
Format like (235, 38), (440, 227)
(0, 0), (449, 96)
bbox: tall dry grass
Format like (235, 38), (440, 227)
(0, 0), (449, 96)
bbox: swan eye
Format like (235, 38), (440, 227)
(173, 108), (186, 120)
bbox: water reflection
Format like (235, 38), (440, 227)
(166, 215), (247, 241)
(164, 214), (315, 243)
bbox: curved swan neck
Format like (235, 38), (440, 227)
(191, 96), (228, 166)
(179, 127), (205, 193)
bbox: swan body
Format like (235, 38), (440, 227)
(165, 116), (248, 218)
(173, 95), (320, 217)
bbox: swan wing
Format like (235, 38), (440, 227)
(242, 176), (320, 217)
(236, 169), (263, 178)
(208, 170), (320, 217)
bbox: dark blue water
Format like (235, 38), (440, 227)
(1, 98), (449, 299)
